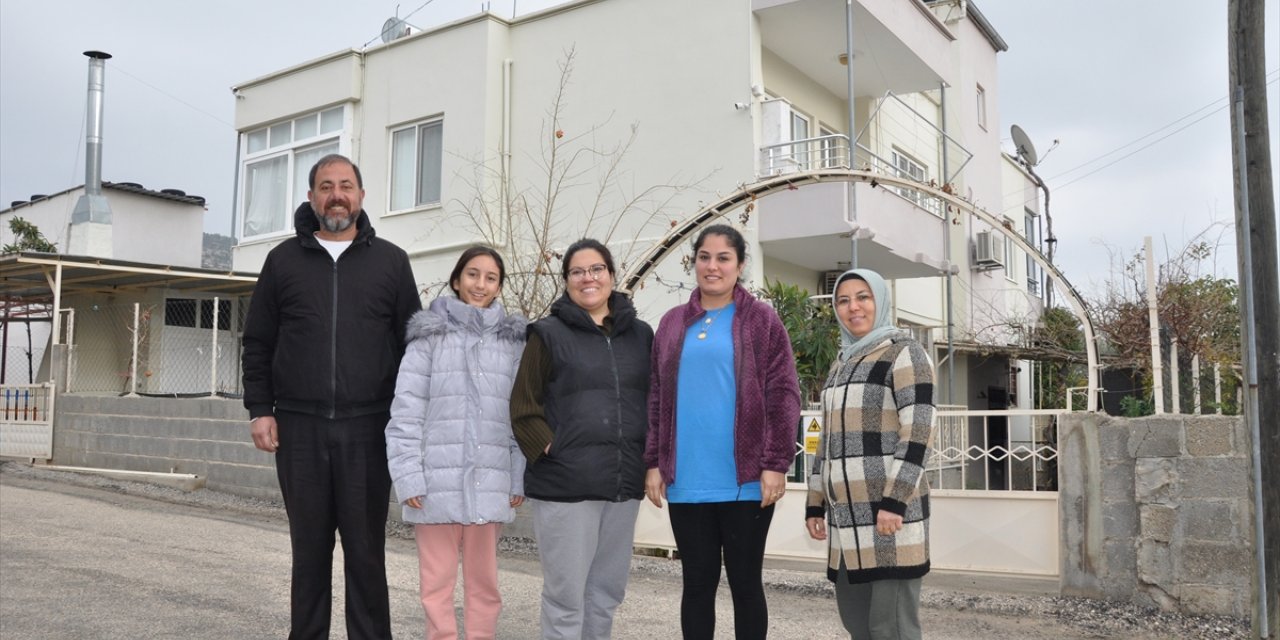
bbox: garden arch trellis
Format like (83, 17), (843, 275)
(619, 168), (1100, 411)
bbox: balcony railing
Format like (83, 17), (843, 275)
(759, 134), (944, 216)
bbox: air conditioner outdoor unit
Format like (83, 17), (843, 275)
(974, 230), (1004, 269)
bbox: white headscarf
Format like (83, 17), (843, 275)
(832, 268), (902, 361)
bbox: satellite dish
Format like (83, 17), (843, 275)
(380, 17), (409, 44)
(1010, 124), (1039, 166)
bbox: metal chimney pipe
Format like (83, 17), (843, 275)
(83, 50), (112, 196)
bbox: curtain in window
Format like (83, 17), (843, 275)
(417, 122), (443, 206)
(390, 127), (416, 211)
(243, 156), (287, 237)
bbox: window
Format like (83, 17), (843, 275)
(1003, 234), (1017, 283)
(790, 111), (811, 170)
(1025, 210), (1043, 296)
(165, 298), (231, 331)
(239, 106), (345, 239)
(890, 147), (928, 204)
(390, 119), (444, 211)
(818, 125), (842, 169)
(976, 84), (987, 130)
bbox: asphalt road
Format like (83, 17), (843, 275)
(0, 462), (1248, 639)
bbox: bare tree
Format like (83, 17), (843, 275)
(444, 48), (710, 318)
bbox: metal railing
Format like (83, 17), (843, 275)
(0, 382), (55, 458)
(790, 407), (1060, 493)
(758, 134), (945, 217)
(927, 409), (1061, 492)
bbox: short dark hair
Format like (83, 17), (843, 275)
(308, 153), (364, 190)
(449, 246), (506, 296)
(561, 238), (616, 281)
(694, 224), (746, 264)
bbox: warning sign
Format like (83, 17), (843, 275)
(803, 416), (822, 454)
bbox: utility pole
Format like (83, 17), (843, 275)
(1228, 1), (1279, 637)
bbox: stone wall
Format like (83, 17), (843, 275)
(1059, 413), (1254, 617)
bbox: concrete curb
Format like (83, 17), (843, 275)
(34, 463), (205, 491)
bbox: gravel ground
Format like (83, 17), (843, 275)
(0, 460), (1252, 639)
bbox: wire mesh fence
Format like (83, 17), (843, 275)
(63, 297), (250, 397)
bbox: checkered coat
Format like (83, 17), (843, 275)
(806, 333), (935, 584)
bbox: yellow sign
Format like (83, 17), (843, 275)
(803, 417), (822, 454)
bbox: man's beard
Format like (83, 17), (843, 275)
(315, 205), (358, 233)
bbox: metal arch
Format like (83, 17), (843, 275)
(619, 168), (1101, 412)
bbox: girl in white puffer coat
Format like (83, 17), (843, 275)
(386, 246), (526, 640)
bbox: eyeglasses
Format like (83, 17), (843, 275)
(567, 264), (609, 281)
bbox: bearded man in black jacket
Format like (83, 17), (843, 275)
(242, 154), (421, 640)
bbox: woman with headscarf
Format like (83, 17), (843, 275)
(804, 268), (935, 640)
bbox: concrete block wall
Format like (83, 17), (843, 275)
(1059, 413), (1253, 617)
(52, 394), (279, 501)
(49, 393), (537, 538)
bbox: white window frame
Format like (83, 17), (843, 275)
(890, 145), (942, 213)
(976, 84), (988, 130)
(388, 117), (445, 213)
(1024, 209), (1043, 296)
(1003, 233), (1018, 283)
(790, 111), (812, 170)
(237, 106), (348, 241)
(818, 124), (842, 169)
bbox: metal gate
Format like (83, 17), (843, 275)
(0, 383), (55, 459)
(633, 408), (1064, 577)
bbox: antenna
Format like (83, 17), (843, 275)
(380, 17), (409, 43)
(1010, 124), (1039, 167)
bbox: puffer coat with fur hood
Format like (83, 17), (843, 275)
(386, 295), (527, 524)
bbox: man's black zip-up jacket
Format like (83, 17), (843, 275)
(241, 203), (421, 420)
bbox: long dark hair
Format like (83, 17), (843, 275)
(694, 224), (746, 263)
(449, 245), (506, 296)
(561, 238), (616, 281)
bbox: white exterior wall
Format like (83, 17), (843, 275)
(109, 192), (204, 268)
(1, 189), (203, 267)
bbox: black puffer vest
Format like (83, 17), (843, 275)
(524, 291), (653, 502)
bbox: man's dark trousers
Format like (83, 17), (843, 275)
(276, 410), (393, 640)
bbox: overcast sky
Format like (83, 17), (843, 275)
(1, 0), (1276, 294)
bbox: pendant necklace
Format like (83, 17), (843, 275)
(697, 305), (728, 340)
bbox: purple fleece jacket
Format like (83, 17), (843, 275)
(645, 283), (802, 486)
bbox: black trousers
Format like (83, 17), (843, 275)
(668, 501), (775, 640)
(276, 411), (392, 640)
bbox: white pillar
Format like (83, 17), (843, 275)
(1144, 237), (1164, 414)
(1192, 354), (1202, 414)
(1171, 338), (1180, 414)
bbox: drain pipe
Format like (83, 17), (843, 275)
(940, 81), (955, 405)
(845, 0), (858, 267)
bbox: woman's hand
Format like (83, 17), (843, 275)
(806, 516), (827, 541)
(405, 496), (423, 509)
(644, 468), (666, 508)
(760, 470), (786, 508)
(876, 510), (904, 536)
(510, 495), (525, 508)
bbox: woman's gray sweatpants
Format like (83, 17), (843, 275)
(530, 498), (642, 639)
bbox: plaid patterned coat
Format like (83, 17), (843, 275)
(806, 333), (935, 584)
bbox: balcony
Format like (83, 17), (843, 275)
(755, 91), (972, 280)
(753, 0), (953, 98)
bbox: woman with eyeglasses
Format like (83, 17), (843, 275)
(644, 224), (801, 639)
(510, 238), (653, 640)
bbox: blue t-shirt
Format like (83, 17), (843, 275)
(668, 303), (761, 503)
